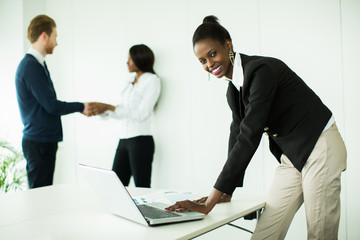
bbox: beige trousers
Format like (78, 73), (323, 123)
(251, 123), (347, 240)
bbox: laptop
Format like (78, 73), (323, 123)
(78, 163), (205, 226)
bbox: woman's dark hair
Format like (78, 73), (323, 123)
(192, 15), (232, 47)
(129, 44), (155, 74)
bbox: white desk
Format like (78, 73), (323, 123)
(0, 184), (264, 240)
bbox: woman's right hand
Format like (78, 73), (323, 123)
(193, 197), (208, 204)
(89, 102), (115, 115)
(194, 193), (231, 204)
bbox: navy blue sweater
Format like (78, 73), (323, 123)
(15, 54), (84, 142)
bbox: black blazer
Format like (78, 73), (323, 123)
(214, 54), (332, 195)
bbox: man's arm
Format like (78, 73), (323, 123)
(26, 63), (84, 115)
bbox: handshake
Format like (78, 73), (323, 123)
(82, 102), (116, 117)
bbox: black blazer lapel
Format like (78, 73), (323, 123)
(239, 87), (245, 119)
(226, 82), (245, 119)
(226, 82), (240, 116)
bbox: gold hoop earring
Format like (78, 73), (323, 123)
(229, 51), (234, 66)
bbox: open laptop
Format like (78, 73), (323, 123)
(78, 163), (205, 226)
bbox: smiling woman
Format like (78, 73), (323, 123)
(193, 16), (234, 79)
(166, 15), (347, 240)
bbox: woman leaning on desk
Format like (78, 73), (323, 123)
(166, 16), (346, 240)
(91, 44), (160, 188)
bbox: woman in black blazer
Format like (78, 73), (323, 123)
(166, 16), (346, 240)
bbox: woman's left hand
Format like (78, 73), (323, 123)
(165, 200), (210, 214)
(165, 188), (225, 215)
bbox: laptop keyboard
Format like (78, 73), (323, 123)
(137, 204), (181, 219)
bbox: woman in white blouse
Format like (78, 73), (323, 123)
(92, 44), (161, 187)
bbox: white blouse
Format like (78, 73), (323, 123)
(102, 72), (161, 139)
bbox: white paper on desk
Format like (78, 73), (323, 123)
(133, 191), (202, 205)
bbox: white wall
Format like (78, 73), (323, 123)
(0, 0), (24, 147)
(341, 0), (360, 238)
(1, 0), (359, 239)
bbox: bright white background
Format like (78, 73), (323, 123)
(1, 0), (359, 239)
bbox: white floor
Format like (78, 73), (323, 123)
(195, 218), (256, 240)
(194, 208), (308, 240)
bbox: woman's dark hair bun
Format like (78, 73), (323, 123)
(202, 15), (220, 24)
(192, 15), (231, 46)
